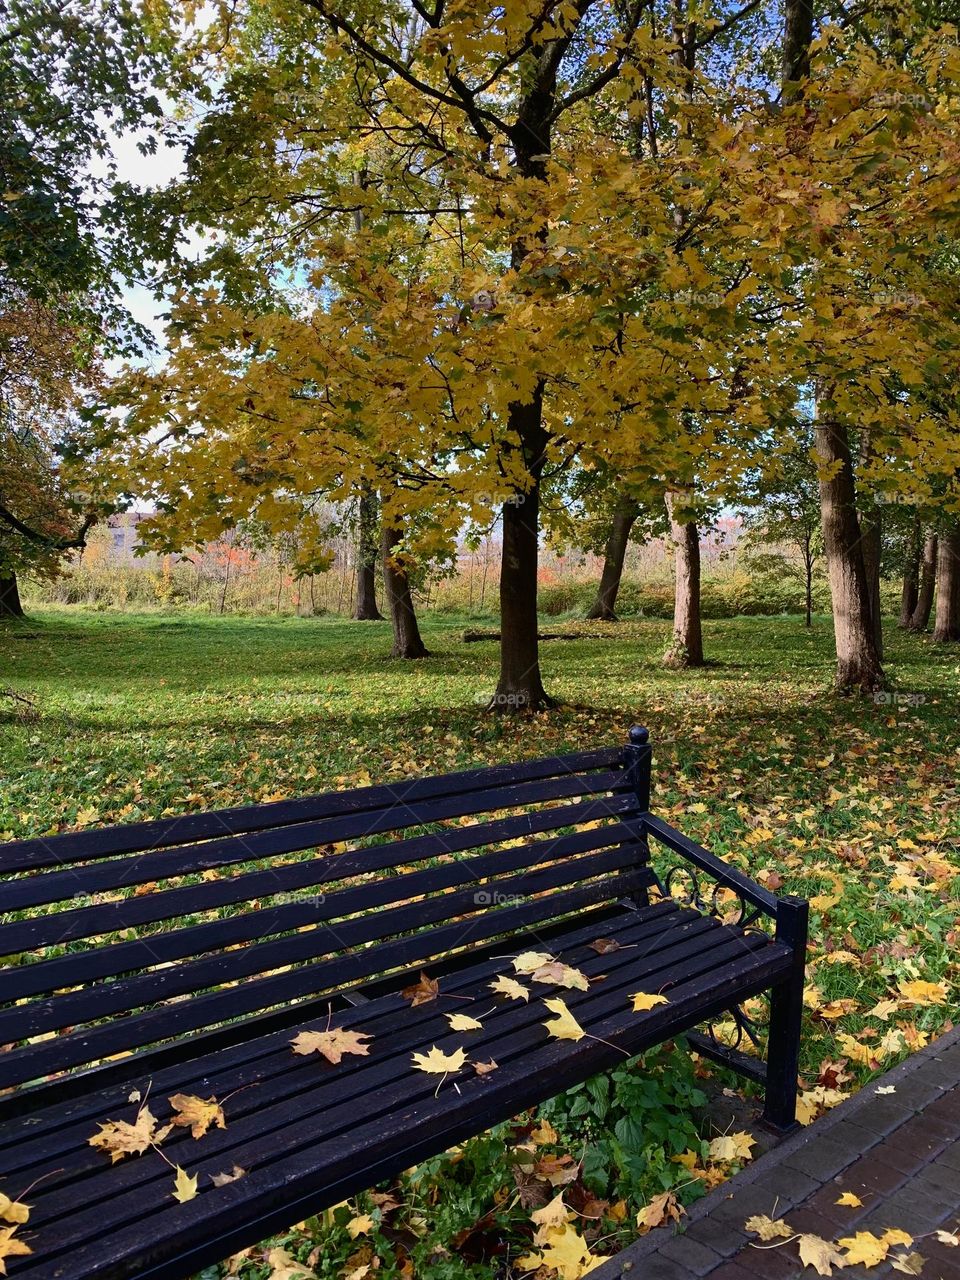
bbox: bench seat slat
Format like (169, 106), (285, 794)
(0, 749), (624, 872)
(3, 905), (705, 1185)
(0, 857), (652, 1089)
(0, 792), (637, 962)
(2, 915), (790, 1280)
(3, 829), (647, 1037)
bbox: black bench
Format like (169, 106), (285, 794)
(0, 727), (807, 1280)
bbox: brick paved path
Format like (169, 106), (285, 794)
(593, 1026), (960, 1279)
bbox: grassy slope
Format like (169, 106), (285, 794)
(1, 609), (958, 1271)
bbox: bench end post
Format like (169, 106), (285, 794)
(623, 725), (652, 813)
(762, 894), (809, 1134)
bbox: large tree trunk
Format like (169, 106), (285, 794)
(663, 491), (704, 668)
(932, 526), (960, 643)
(814, 414), (885, 691)
(381, 521), (428, 659)
(899, 514), (922, 628)
(586, 505), (638, 620)
(908, 531), (937, 632)
(492, 410), (554, 710)
(0, 573), (24, 618)
(859, 503), (883, 659)
(353, 487), (384, 620)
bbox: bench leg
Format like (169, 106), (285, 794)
(762, 896), (809, 1134)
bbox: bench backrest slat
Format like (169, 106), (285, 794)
(0, 745), (653, 1094)
(2, 747), (623, 871)
(4, 768), (626, 912)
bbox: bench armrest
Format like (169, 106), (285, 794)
(640, 813), (802, 930)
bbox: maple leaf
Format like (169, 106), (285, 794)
(489, 974), (529, 1001)
(169, 1093), (226, 1140)
(266, 1247), (318, 1280)
(211, 1166), (246, 1187)
(531, 1191), (570, 1236)
(890, 1253), (925, 1275)
(897, 979), (948, 1005)
(291, 1028), (373, 1064)
(474, 1059), (498, 1075)
(402, 972), (439, 1006)
(513, 951), (554, 974)
(745, 1215), (794, 1241)
(542, 997), (585, 1042)
(0, 1196), (28, 1227)
(518, 1221), (601, 1279)
(708, 1132), (756, 1164)
(838, 1231), (890, 1266)
(346, 1213), (374, 1238)
(89, 1104), (161, 1163)
(0, 1226), (31, 1276)
(446, 1013), (483, 1031)
(881, 1229), (913, 1248)
(798, 1233), (847, 1275)
(934, 1230), (959, 1246)
(636, 1191), (682, 1233)
(588, 937), (621, 954)
(835, 1192), (862, 1207)
(629, 990), (670, 1012)
(411, 1045), (468, 1074)
(531, 961), (590, 991)
(173, 1165), (199, 1204)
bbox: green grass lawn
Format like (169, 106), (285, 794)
(2, 608), (958, 1277)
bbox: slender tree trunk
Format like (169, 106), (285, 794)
(802, 536), (813, 627)
(932, 525), (960, 643)
(859, 503), (883, 659)
(586, 505), (638, 620)
(354, 487), (384, 620)
(0, 573), (24, 618)
(908, 531), (937, 631)
(899, 513), (922, 628)
(814, 414), (885, 691)
(663, 491), (704, 668)
(381, 520), (428, 659)
(782, 0), (814, 97)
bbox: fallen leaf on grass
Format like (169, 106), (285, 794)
(266, 1246), (317, 1280)
(0, 1226), (31, 1275)
(346, 1213), (374, 1238)
(708, 1132), (755, 1164)
(169, 1093), (226, 1140)
(518, 1221), (603, 1278)
(0, 1196), (28, 1227)
(489, 975), (529, 1001)
(211, 1166), (246, 1187)
(636, 1190), (682, 1232)
(173, 1166), (199, 1204)
(446, 1013), (483, 1032)
(411, 1045), (468, 1074)
(402, 972), (440, 1006)
(798, 1233), (847, 1275)
(89, 1104), (161, 1163)
(629, 991), (669, 1012)
(291, 1028), (373, 1064)
(542, 998), (585, 1042)
(897, 979), (948, 1005)
(531, 1191), (569, 1233)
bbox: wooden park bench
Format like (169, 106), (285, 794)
(0, 727), (807, 1280)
